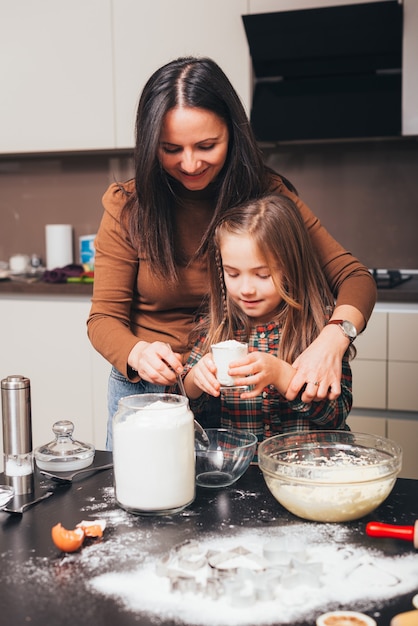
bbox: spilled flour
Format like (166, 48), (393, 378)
(88, 523), (418, 625)
(1, 484), (417, 626)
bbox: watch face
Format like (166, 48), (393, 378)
(341, 320), (357, 340)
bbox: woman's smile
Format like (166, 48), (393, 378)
(159, 106), (229, 191)
(179, 167), (210, 179)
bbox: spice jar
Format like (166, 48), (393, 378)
(112, 393), (195, 515)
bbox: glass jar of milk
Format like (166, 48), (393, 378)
(112, 393), (195, 515)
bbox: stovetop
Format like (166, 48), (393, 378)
(372, 269), (413, 289)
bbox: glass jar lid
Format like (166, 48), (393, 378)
(34, 420), (95, 471)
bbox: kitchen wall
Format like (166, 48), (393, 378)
(264, 137), (418, 271)
(1, 138), (417, 271)
(0, 154), (133, 267)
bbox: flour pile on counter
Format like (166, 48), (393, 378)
(2, 484), (416, 626)
(89, 525), (418, 625)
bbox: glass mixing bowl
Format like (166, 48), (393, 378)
(195, 428), (257, 488)
(258, 431), (402, 522)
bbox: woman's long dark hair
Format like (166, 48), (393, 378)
(121, 56), (274, 282)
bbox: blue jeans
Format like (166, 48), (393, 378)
(106, 366), (164, 451)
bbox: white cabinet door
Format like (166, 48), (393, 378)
(0, 296), (108, 472)
(388, 312), (418, 362)
(388, 313), (418, 411)
(347, 414), (386, 437)
(112, 0), (250, 149)
(351, 360), (387, 410)
(351, 311), (387, 410)
(356, 311), (387, 360)
(388, 362), (418, 412)
(348, 413), (418, 479)
(387, 418), (418, 480)
(0, 0), (114, 153)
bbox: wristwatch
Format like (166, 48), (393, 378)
(327, 319), (357, 343)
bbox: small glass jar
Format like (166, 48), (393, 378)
(113, 393), (195, 515)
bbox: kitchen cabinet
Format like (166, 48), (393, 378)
(387, 418), (418, 481)
(349, 304), (418, 479)
(351, 310), (387, 410)
(112, 0), (250, 148)
(348, 412), (418, 479)
(246, 0), (418, 138)
(0, 295), (109, 472)
(3, 0), (416, 154)
(388, 361), (418, 411)
(0, 0), (250, 154)
(352, 306), (418, 413)
(348, 414), (386, 438)
(0, 0), (115, 153)
(113, 0), (418, 143)
(388, 312), (418, 411)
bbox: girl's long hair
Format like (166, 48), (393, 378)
(120, 56), (276, 283)
(200, 194), (338, 364)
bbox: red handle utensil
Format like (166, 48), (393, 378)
(366, 521), (418, 548)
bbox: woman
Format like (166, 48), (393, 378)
(87, 57), (376, 448)
(182, 194), (353, 441)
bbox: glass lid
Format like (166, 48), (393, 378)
(34, 420), (95, 471)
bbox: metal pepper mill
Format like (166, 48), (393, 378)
(1, 375), (34, 495)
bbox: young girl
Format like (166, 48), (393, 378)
(182, 194), (353, 440)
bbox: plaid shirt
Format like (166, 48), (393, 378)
(183, 321), (352, 443)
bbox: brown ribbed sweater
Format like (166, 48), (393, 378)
(87, 177), (376, 378)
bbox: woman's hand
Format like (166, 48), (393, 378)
(229, 352), (294, 399)
(184, 354), (221, 399)
(128, 341), (183, 385)
(286, 326), (349, 402)
(287, 306), (364, 403)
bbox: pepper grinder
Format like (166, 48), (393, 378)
(1, 375), (34, 495)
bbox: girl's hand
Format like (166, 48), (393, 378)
(229, 352), (294, 399)
(128, 341), (183, 385)
(185, 354), (221, 398)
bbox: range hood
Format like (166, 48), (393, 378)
(242, 1), (403, 143)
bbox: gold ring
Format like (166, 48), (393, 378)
(308, 381), (319, 386)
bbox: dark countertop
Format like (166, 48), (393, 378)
(375, 274), (418, 303)
(1, 276), (418, 303)
(0, 275), (418, 303)
(0, 278), (93, 296)
(0, 453), (417, 626)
